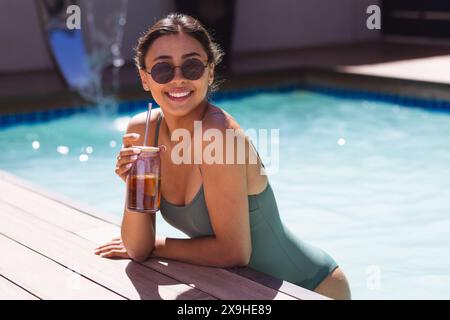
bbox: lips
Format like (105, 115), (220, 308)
(165, 89), (193, 102)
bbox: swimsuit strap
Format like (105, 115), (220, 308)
(250, 139), (266, 169)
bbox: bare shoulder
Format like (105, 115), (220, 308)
(201, 104), (267, 194)
(127, 108), (162, 132)
(203, 104), (241, 131)
(126, 108), (162, 146)
(200, 104), (251, 162)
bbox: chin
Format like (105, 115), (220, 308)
(162, 97), (204, 117)
(166, 106), (192, 117)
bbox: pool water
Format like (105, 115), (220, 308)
(1, 90), (450, 299)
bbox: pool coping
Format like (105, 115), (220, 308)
(1, 79), (450, 129)
(0, 169), (329, 300)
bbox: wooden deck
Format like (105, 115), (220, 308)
(0, 170), (328, 300)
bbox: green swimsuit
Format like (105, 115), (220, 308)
(154, 111), (338, 290)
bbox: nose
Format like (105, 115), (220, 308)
(171, 66), (186, 83)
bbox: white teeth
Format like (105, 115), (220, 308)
(168, 91), (190, 98)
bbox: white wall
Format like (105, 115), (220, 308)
(232, 0), (381, 52)
(0, 0), (174, 73)
(0, 0), (381, 73)
(80, 0), (175, 62)
(0, 1), (54, 72)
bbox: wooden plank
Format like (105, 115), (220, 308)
(0, 179), (107, 233)
(0, 275), (39, 300)
(81, 225), (326, 300)
(143, 259), (297, 300)
(78, 215), (298, 300)
(0, 170), (121, 225)
(0, 201), (215, 300)
(0, 234), (123, 300)
(1, 172), (327, 300)
(227, 267), (329, 300)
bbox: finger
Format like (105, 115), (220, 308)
(99, 249), (128, 258)
(96, 238), (122, 248)
(95, 247), (126, 257)
(115, 163), (133, 177)
(94, 245), (117, 254)
(117, 155), (138, 167)
(94, 243), (123, 254)
(123, 133), (140, 141)
(119, 148), (141, 157)
(122, 133), (140, 147)
(94, 241), (122, 251)
(95, 241), (122, 251)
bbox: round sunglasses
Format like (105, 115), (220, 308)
(146, 58), (208, 84)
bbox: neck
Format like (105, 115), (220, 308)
(163, 99), (209, 139)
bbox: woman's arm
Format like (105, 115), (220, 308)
(119, 111), (160, 261)
(121, 208), (155, 261)
(151, 125), (252, 267)
(152, 233), (249, 267)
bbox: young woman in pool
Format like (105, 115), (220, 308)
(94, 13), (351, 300)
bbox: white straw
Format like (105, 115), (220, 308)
(143, 102), (152, 146)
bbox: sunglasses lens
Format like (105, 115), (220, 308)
(151, 62), (174, 84)
(181, 59), (205, 80)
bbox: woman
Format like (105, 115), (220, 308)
(94, 13), (351, 300)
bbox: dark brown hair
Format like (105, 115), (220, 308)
(134, 13), (225, 93)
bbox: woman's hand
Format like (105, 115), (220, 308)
(115, 133), (141, 182)
(94, 237), (130, 259)
(95, 236), (164, 260)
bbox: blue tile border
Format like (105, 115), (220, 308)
(303, 84), (450, 113)
(1, 83), (450, 129)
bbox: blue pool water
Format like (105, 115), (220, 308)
(1, 90), (450, 299)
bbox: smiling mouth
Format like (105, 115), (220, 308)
(165, 91), (193, 101)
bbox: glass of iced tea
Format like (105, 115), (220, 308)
(126, 146), (161, 213)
